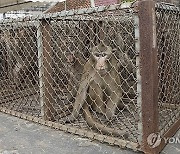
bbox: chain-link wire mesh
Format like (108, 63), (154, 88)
(156, 3), (180, 136)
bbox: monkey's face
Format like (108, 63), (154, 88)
(92, 45), (112, 75)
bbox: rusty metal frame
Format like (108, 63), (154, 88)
(38, 19), (56, 121)
(137, 0), (159, 153)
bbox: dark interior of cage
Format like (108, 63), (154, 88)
(0, 14), (139, 142)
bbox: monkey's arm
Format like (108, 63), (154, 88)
(66, 80), (89, 121)
(64, 62), (96, 122)
(106, 91), (122, 120)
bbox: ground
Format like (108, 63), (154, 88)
(0, 112), (179, 154)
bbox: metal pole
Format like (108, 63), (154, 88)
(37, 19), (56, 121)
(138, 0), (159, 153)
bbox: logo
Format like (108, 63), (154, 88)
(147, 133), (180, 149)
(147, 133), (161, 148)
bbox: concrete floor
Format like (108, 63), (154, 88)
(0, 112), (179, 154)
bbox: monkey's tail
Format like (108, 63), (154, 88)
(83, 104), (128, 137)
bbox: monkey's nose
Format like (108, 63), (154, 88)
(99, 65), (105, 69)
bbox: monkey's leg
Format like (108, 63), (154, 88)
(89, 82), (106, 114)
(106, 91), (122, 120)
(64, 78), (91, 122)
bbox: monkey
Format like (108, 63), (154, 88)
(64, 42), (128, 137)
(3, 28), (38, 88)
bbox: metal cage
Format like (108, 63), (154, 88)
(0, 1), (179, 153)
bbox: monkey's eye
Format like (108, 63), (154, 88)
(101, 53), (107, 57)
(94, 53), (100, 57)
